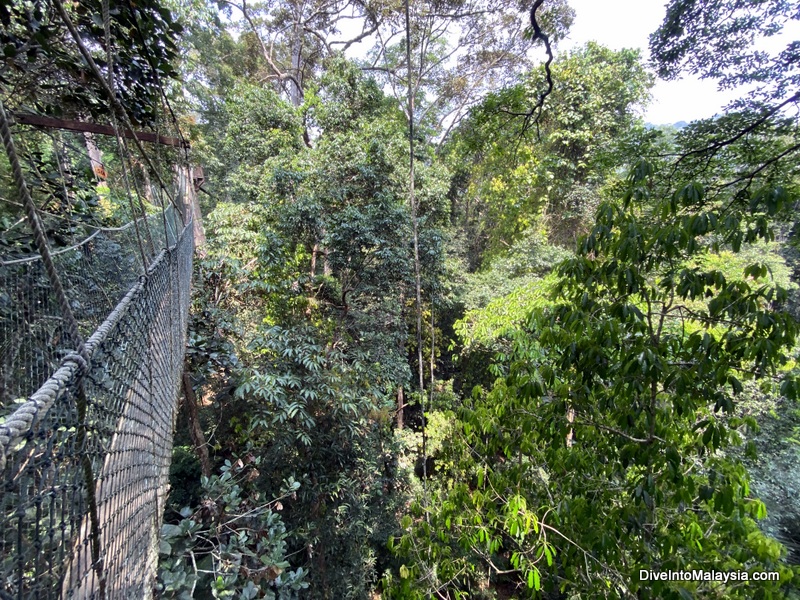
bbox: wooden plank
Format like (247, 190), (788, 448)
(12, 113), (188, 148)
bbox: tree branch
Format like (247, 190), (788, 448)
(222, 0), (301, 96)
(666, 91), (800, 175)
(576, 419), (665, 444)
(498, 0), (553, 139)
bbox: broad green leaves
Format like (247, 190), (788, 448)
(387, 159), (799, 597)
(157, 459), (308, 599)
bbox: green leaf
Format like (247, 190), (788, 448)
(158, 540), (171, 555)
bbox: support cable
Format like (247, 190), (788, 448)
(0, 209), (176, 266)
(149, 88), (175, 249)
(100, 0), (152, 268)
(113, 132), (154, 269)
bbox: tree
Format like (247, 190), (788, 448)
(363, 0), (575, 144)
(446, 43), (653, 268)
(208, 0), (398, 107)
(650, 0), (798, 105)
(387, 157), (800, 598)
(158, 460), (308, 599)
(649, 0), (799, 198)
(0, 0), (182, 125)
(182, 58), (450, 598)
(381, 5), (800, 598)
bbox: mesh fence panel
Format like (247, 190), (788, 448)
(0, 207), (181, 410)
(0, 217), (192, 599)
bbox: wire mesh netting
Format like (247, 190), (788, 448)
(0, 124), (188, 411)
(0, 208), (181, 410)
(0, 215), (192, 599)
(0, 122), (195, 599)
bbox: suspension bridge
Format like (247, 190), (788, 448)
(0, 111), (196, 598)
(0, 55), (199, 600)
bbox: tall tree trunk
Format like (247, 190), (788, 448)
(406, 0), (427, 483)
(178, 165), (206, 251)
(566, 406), (574, 448)
(289, 3), (304, 107)
(311, 243), (318, 277)
(182, 370), (211, 477)
(396, 386), (404, 429)
(138, 159), (153, 204)
(83, 132), (105, 181)
(396, 287), (407, 429)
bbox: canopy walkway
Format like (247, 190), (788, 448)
(0, 101), (196, 597)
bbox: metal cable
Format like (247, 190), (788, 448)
(100, 0), (154, 269)
(0, 207), (176, 265)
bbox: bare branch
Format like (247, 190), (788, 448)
(498, 0), (553, 139)
(335, 21), (381, 52)
(221, 0), (301, 96)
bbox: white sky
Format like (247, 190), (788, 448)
(563, 0), (799, 124)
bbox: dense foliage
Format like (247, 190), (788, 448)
(49, 0), (794, 598)
(389, 159), (800, 597)
(1, 0), (182, 124)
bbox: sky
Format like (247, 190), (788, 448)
(563, 0), (798, 125)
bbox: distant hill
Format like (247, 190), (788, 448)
(644, 120), (689, 130)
